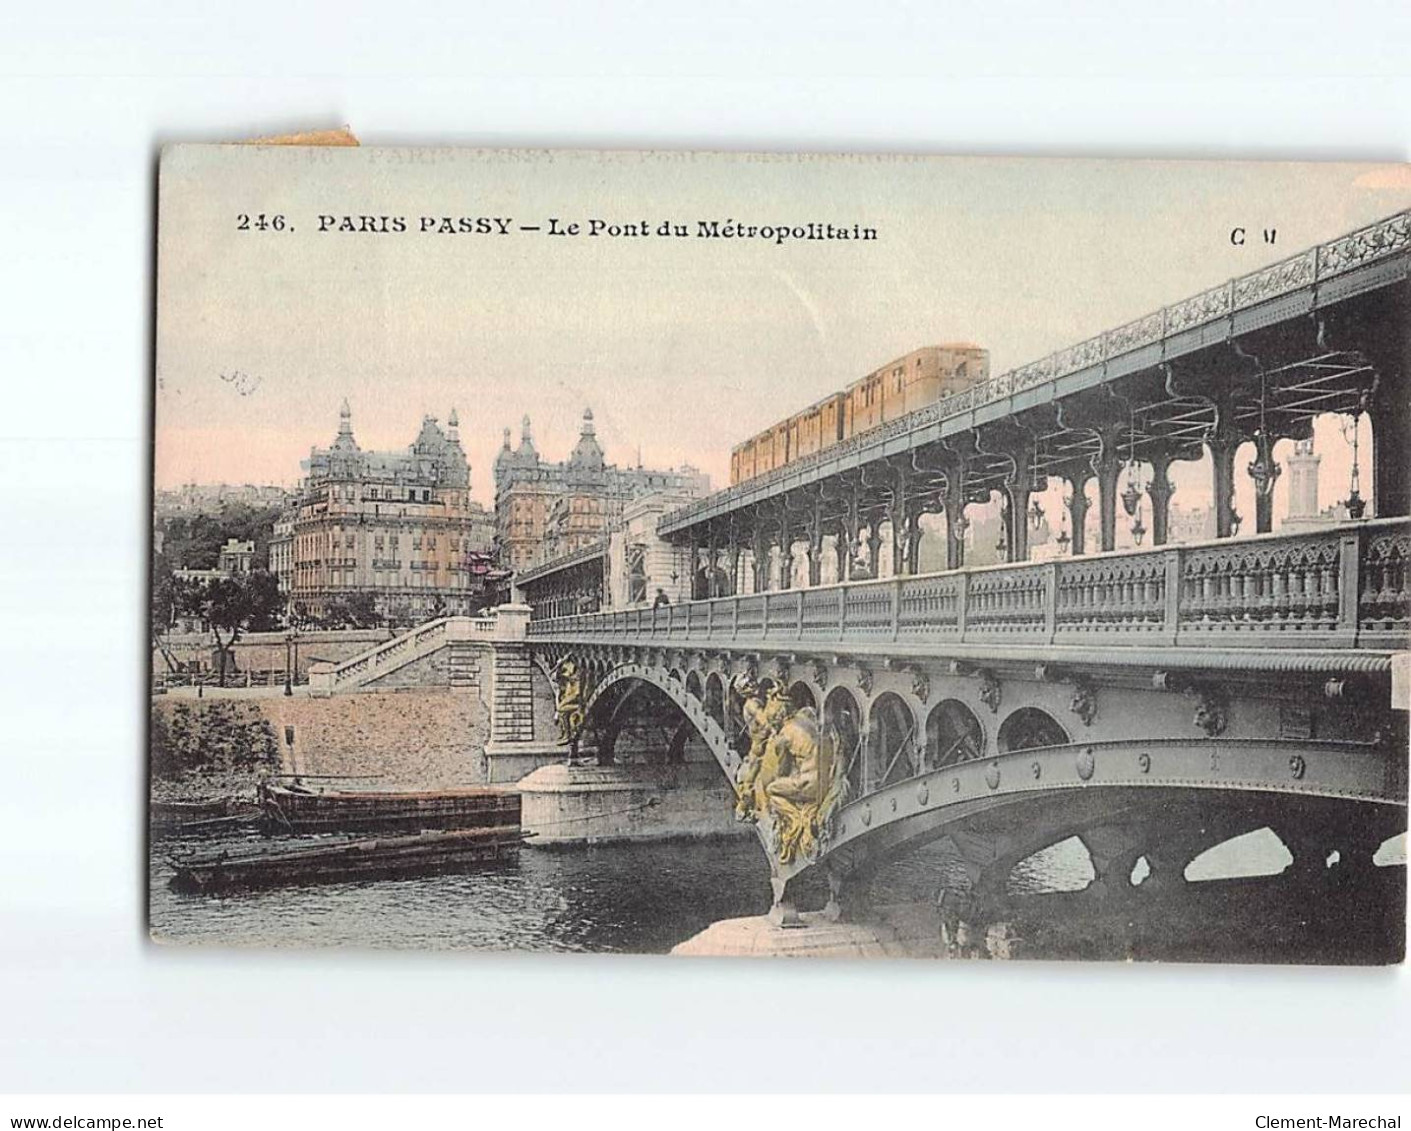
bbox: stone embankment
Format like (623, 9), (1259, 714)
(264, 688), (490, 788)
(150, 686), (491, 799)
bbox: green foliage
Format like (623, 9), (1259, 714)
(150, 701), (280, 780)
(157, 501), (283, 570)
(323, 591), (382, 629)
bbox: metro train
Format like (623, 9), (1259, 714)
(728, 343), (991, 486)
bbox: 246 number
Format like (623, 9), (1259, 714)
(236, 214), (289, 232)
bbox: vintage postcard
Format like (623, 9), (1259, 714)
(150, 145), (1410, 963)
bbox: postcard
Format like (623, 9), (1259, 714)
(151, 144), (1410, 962)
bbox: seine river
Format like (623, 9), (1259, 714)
(149, 828), (1404, 957)
(149, 830), (1100, 954)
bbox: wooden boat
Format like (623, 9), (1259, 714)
(258, 781), (520, 835)
(150, 797), (260, 835)
(168, 826), (524, 894)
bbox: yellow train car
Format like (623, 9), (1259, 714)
(727, 344), (987, 486)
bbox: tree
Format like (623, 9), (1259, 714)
(201, 576), (251, 686)
(151, 556), (179, 672)
(156, 501), (285, 570)
(345, 591), (382, 629)
(243, 569), (284, 632)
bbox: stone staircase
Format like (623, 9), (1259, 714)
(309, 615), (496, 695)
(447, 642), (483, 691)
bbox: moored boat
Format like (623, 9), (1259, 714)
(150, 797), (260, 835)
(168, 826), (524, 894)
(258, 781), (520, 835)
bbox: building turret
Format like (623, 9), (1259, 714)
(519, 414), (538, 458)
(332, 398), (360, 452)
(568, 406), (606, 473)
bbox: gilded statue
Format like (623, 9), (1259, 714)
(731, 675), (789, 821)
(553, 657), (586, 748)
(731, 675), (848, 866)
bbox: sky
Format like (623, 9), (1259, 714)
(155, 146), (1411, 521)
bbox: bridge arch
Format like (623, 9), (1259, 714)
(704, 672), (726, 730)
(997, 706), (1070, 753)
(577, 661), (742, 784)
(867, 691), (920, 791)
(925, 698), (986, 770)
(824, 686), (863, 796)
(787, 680), (817, 713)
(685, 670), (703, 701)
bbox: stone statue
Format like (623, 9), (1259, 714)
(553, 657), (586, 749)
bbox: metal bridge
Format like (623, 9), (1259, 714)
(658, 208), (1411, 582)
(507, 210), (1411, 947)
(525, 518), (1407, 932)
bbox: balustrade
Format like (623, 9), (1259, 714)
(321, 615), (495, 690)
(966, 566), (1047, 636)
(523, 519), (1411, 653)
(1055, 557), (1167, 634)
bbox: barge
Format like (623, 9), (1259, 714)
(258, 781), (520, 835)
(168, 826), (524, 894)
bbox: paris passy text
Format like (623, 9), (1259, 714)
(298, 214), (878, 244)
(1255, 1118), (1401, 1128)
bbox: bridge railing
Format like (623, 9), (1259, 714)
(525, 518), (1410, 652)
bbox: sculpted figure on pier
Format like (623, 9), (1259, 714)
(553, 657), (586, 746)
(731, 675), (849, 865)
(760, 706), (847, 865)
(731, 675), (789, 821)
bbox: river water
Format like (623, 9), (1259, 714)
(148, 830), (1106, 954)
(150, 832), (774, 953)
(150, 828), (1405, 957)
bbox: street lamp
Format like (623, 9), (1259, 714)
(1339, 409), (1367, 519)
(284, 629), (294, 696)
(1246, 428), (1281, 501)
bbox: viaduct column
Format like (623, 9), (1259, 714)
(1065, 469), (1092, 555)
(1356, 283), (1411, 518)
(751, 525), (769, 593)
(1207, 419), (1240, 539)
(806, 495), (824, 587)
(905, 502), (923, 575)
(1091, 423), (1125, 553)
(778, 506), (794, 591)
(1143, 445), (1197, 547)
(1002, 473), (1032, 563)
(886, 462), (912, 576)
